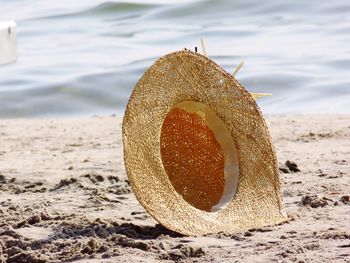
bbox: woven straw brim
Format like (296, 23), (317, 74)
(122, 50), (288, 236)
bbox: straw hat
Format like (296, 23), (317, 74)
(122, 50), (288, 236)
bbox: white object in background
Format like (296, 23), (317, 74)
(0, 21), (17, 66)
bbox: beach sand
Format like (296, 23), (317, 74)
(0, 115), (349, 262)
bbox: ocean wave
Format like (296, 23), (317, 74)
(1, 0), (350, 117)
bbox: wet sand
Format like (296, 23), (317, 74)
(0, 115), (349, 262)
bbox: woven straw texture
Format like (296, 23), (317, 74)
(160, 107), (225, 212)
(122, 50), (288, 236)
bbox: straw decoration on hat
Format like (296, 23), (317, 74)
(122, 41), (289, 236)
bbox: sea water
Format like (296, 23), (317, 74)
(0, 0), (350, 117)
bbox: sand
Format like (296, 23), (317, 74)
(0, 115), (349, 262)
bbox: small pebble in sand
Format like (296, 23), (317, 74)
(285, 160), (301, 172)
(340, 195), (349, 204)
(0, 174), (7, 184)
(279, 166), (290, 174)
(279, 160), (301, 173)
(27, 215), (41, 225)
(301, 195), (328, 208)
(244, 231), (253, 237)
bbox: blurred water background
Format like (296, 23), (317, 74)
(1, 0), (350, 118)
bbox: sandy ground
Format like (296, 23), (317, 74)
(0, 114), (349, 263)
